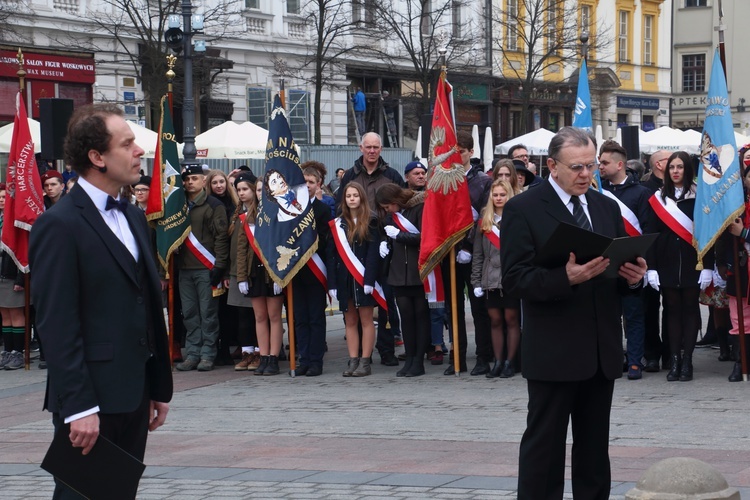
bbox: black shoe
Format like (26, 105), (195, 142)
(470, 357), (490, 376)
(443, 362), (468, 375)
(499, 360), (515, 378)
(728, 362), (743, 382)
(38, 360), (47, 370)
(696, 333), (718, 347)
(254, 355), (269, 376)
(486, 360), (502, 378)
(396, 357), (414, 377)
(679, 355), (693, 381)
(718, 347), (732, 362)
(666, 354), (680, 382)
(380, 352), (399, 366)
(643, 359), (660, 373)
(404, 358), (425, 377)
(306, 365), (322, 377)
(294, 364), (309, 376)
(263, 355), (280, 376)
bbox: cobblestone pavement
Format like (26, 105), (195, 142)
(1, 306), (749, 499)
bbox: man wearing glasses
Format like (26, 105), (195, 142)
(500, 127), (647, 500)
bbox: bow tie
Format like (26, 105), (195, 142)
(105, 196), (129, 212)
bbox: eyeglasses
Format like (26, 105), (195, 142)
(134, 188), (150, 193)
(552, 158), (596, 172)
(513, 154), (529, 160)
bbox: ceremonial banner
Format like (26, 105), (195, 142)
(572, 58), (593, 130)
(2, 91), (44, 272)
(693, 49), (744, 266)
(255, 94), (317, 287)
(146, 96), (190, 274)
(418, 70), (473, 280)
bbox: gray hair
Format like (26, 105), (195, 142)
(360, 132), (383, 147)
(547, 126), (595, 160)
(626, 159), (646, 179)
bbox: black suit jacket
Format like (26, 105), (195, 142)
(29, 183), (173, 420)
(500, 180), (630, 382)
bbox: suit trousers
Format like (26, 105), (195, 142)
(292, 276), (327, 368)
(51, 382), (150, 500)
(517, 370), (615, 500)
(179, 269), (219, 362)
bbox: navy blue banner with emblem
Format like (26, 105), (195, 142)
(255, 94), (317, 287)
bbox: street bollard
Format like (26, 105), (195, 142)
(626, 457), (740, 499)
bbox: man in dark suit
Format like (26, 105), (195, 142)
(500, 127), (647, 500)
(29, 104), (173, 499)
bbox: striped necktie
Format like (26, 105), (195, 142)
(570, 195), (592, 232)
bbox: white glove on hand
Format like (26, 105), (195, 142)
(384, 225), (400, 239)
(379, 241), (390, 258)
(646, 270), (660, 291)
(698, 269), (713, 290)
(364, 285), (374, 295)
(329, 289), (337, 300)
(273, 282), (282, 295)
(238, 281), (249, 295)
(473, 287), (484, 298)
(457, 250), (472, 264)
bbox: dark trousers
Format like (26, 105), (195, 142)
(518, 370), (614, 500)
(376, 282), (400, 356)
(443, 261), (492, 361)
(292, 277), (327, 368)
(51, 385), (150, 500)
(394, 286), (430, 358)
(643, 285), (668, 363)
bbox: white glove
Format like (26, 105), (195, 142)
(473, 287), (484, 297)
(364, 285), (374, 295)
(329, 289), (337, 300)
(384, 225), (400, 239)
(273, 282), (282, 295)
(713, 268), (727, 288)
(379, 241), (390, 258)
(457, 250), (472, 264)
(646, 270), (660, 291)
(698, 269), (713, 290)
(238, 281), (249, 295)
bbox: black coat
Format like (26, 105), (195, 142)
(329, 216), (380, 308)
(385, 193), (424, 288)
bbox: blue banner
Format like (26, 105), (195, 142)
(572, 58), (593, 130)
(255, 94), (318, 286)
(693, 49), (744, 264)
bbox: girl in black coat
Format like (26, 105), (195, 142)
(329, 183), (380, 377)
(376, 183), (429, 377)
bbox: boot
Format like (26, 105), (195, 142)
(486, 360), (502, 378)
(396, 356), (414, 377)
(405, 356), (425, 377)
(343, 357), (359, 377)
(666, 353), (680, 382)
(728, 361), (743, 382)
(499, 359), (515, 378)
(717, 327), (731, 361)
(352, 357), (372, 377)
(263, 355), (280, 376)
(254, 355), (269, 376)
(679, 353), (693, 381)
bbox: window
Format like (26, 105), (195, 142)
(547, 1), (558, 54)
(352, 0), (361, 21)
(643, 15), (653, 65)
(618, 11), (629, 62)
(287, 0), (300, 14)
(288, 90), (310, 144)
(245, 0), (258, 8)
(506, 0), (518, 51)
(682, 54), (706, 92)
(617, 113), (629, 129)
(248, 87), (272, 127)
(452, 1), (462, 38)
(685, 0), (707, 6)
(581, 5), (590, 30)
(643, 114), (655, 131)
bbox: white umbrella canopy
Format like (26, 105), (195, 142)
(483, 126), (494, 172)
(195, 121), (268, 159)
(640, 126), (698, 154)
(494, 128), (556, 156)
(0, 118), (41, 153)
(126, 121), (160, 159)
(471, 124), (481, 159)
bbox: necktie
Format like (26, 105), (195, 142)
(570, 195), (592, 232)
(105, 196), (128, 212)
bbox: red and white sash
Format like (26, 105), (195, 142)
(329, 218), (387, 311)
(648, 191), (693, 244)
(392, 212), (445, 306)
(240, 213), (261, 260)
(185, 232), (215, 270)
(601, 189), (642, 237)
(483, 223), (500, 250)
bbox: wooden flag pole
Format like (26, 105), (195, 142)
(24, 274), (30, 370)
(450, 246), (460, 377)
(287, 281), (297, 376)
(168, 256), (176, 367)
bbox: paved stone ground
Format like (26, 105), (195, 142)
(1, 305), (749, 499)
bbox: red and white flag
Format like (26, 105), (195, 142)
(1, 92), (44, 272)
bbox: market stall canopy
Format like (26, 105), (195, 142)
(195, 121), (268, 159)
(494, 128), (556, 156)
(640, 126), (698, 155)
(0, 118), (41, 153)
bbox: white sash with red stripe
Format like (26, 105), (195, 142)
(648, 191), (693, 244)
(483, 223), (500, 250)
(602, 189), (642, 237)
(185, 232), (215, 270)
(329, 218), (387, 311)
(392, 212), (445, 306)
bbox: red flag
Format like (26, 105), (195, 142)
(1, 92), (44, 273)
(418, 71), (474, 280)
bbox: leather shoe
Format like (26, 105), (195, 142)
(643, 359), (660, 373)
(305, 365), (323, 377)
(443, 363), (468, 375)
(728, 362), (743, 382)
(380, 352), (399, 366)
(294, 364), (310, 376)
(470, 357), (490, 376)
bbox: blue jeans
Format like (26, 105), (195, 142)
(622, 291), (645, 367)
(430, 307), (446, 346)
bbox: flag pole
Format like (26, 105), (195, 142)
(717, 2), (747, 381)
(450, 247), (460, 377)
(164, 57), (178, 367)
(16, 50), (32, 370)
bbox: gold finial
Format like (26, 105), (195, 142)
(166, 54), (176, 80)
(16, 48), (26, 90)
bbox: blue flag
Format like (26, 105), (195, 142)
(255, 94), (317, 286)
(693, 49), (744, 265)
(572, 58), (592, 130)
